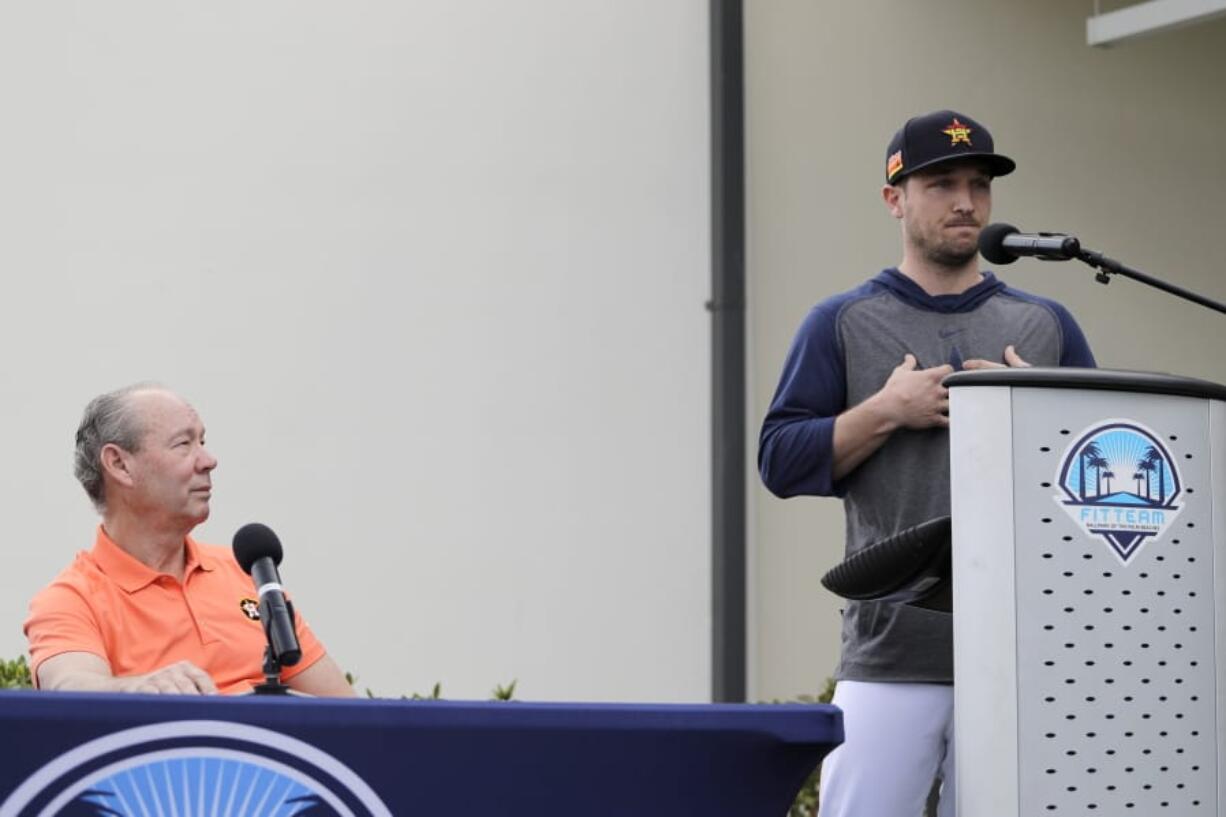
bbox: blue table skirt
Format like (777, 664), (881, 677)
(0, 691), (842, 816)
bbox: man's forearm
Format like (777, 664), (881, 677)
(831, 393), (899, 481)
(37, 654), (218, 695)
(41, 667), (125, 693)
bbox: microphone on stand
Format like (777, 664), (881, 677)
(979, 222), (1082, 264)
(233, 523), (302, 668)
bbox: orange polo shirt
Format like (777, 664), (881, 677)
(24, 526), (327, 694)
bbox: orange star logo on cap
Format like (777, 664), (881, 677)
(942, 118), (973, 146)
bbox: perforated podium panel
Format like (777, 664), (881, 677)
(948, 369), (1226, 817)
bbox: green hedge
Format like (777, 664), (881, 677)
(0, 656), (31, 689)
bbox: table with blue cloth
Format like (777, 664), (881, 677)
(0, 690), (842, 816)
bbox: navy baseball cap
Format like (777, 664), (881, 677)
(885, 110), (1015, 184)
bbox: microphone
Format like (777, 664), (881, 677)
(979, 222), (1082, 265)
(233, 523), (302, 667)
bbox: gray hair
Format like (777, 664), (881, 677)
(74, 383), (163, 513)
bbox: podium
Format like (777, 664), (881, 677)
(0, 690), (842, 816)
(948, 368), (1226, 816)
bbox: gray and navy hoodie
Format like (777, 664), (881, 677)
(759, 268), (1095, 682)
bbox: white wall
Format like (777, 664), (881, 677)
(0, 1), (711, 702)
(747, 0), (1226, 701)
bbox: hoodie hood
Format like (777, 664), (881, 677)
(874, 267), (1006, 314)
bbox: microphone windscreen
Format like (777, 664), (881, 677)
(232, 522), (283, 574)
(978, 222), (1020, 265)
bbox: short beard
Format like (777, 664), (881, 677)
(910, 232), (978, 269)
(924, 242), (978, 269)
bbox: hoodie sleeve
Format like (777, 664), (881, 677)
(1052, 302), (1096, 367)
(758, 302), (848, 498)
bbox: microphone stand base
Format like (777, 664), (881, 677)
(252, 646), (292, 695)
(252, 680), (294, 695)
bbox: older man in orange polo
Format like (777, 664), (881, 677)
(25, 383), (354, 696)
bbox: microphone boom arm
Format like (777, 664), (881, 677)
(1077, 247), (1226, 316)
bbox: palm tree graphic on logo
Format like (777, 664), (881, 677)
(1142, 445), (1167, 504)
(1055, 421), (1184, 564)
(1077, 441), (1101, 500)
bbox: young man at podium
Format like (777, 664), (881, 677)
(24, 384), (354, 697)
(758, 110), (1095, 816)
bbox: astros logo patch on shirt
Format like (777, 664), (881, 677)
(239, 597), (261, 621)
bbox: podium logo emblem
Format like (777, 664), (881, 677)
(0, 721), (392, 817)
(1054, 420), (1183, 565)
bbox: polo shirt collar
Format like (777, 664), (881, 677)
(91, 525), (216, 593)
